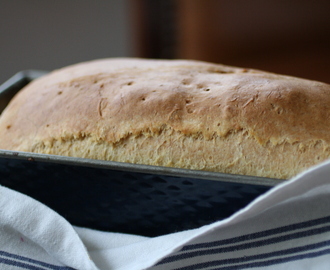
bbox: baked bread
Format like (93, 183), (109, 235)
(0, 58), (330, 179)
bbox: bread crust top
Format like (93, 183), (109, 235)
(1, 58), (330, 151)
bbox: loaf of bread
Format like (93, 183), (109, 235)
(0, 58), (330, 179)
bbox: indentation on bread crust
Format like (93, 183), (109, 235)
(28, 127), (330, 179)
(97, 98), (108, 118)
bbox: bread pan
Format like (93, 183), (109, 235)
(0, 71), (282, 237)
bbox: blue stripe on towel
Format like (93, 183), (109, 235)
(0, 257), (48, 270)
(182, 215), (330, 251)
(158, 224), (330, 264)
(207, 248), (330, 270)
(172, 240), (330, 270)
(0, 251), (73, 270)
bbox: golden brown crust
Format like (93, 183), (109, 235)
(1, 58), (330, 179)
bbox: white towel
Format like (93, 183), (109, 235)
(1, 160), (330, 270)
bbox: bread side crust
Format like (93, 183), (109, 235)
(19, 127), (330, 179)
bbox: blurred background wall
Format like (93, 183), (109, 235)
(1, 0), (329, 84)
(0, 0), (133, 83)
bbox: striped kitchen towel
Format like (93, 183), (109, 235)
(1, 160), (330, 270)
